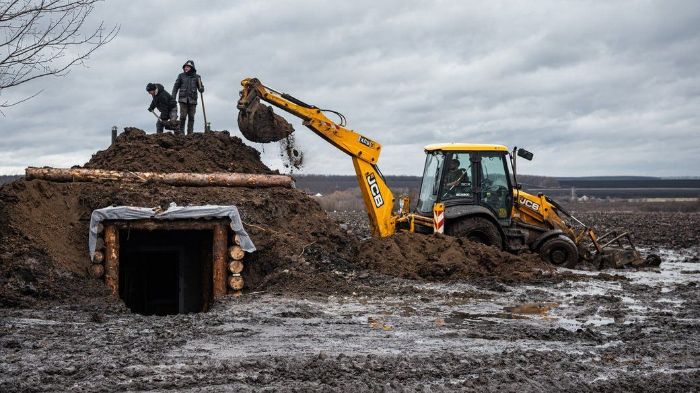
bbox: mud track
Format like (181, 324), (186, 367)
(1, 246), (698, 392)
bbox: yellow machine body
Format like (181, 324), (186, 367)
(236, 78), (652, 268)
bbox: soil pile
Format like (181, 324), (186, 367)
(358, 232), (552, 283)
(1, 127), (566, 309)
(84, 128), (272, 174)
(0, 129), (353, 307)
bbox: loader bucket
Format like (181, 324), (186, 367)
(593, 248), (645, 269)
(588, 230), (660, 269)
(237, 98), (295, 143)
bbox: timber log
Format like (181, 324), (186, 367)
(25, 167), (294, 188)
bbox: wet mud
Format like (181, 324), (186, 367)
(1, 247), (697, 392)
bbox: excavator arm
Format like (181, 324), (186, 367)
(237, 78), (397, 237)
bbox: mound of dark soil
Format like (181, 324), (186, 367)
(0, 180), (356, 307)
(0, 129), (355, 308)
(0, 128), (568, 309)
(84, 127), (272, 174)
(358, 232), (552, 283)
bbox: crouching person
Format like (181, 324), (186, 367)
(146, 83), (178, 134)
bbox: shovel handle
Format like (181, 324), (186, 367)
(150, 110), (162, 122)
(198, 77), (208, 129)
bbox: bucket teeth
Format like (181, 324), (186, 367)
(592, 249), (655, 269)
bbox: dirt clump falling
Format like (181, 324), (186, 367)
(280, 134), (304, 171)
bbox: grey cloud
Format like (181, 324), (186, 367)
(1, 0), (698, 177)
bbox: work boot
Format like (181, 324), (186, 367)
(187, 118), (195, 135)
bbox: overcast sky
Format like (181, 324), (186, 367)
(1, 0), (699, 177)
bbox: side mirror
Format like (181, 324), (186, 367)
(517, 148), (534, 161)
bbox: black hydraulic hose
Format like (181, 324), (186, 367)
(320, 109), (347, 126)
(544, 195), (588, 228)
(281, 93), (316, 109)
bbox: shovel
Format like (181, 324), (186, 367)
(198, 78), (210, 132)
(150, 110), (180, 131)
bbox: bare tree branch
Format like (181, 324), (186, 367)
(0, 0), (119, 107)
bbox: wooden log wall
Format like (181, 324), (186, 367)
(91, 220), (250, 303)
(103, 225), (119, 296)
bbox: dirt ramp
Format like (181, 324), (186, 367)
(358, 232), (552, 283)
(84, 128), (272, 174)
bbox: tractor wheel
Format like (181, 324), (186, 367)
(539, 235), (579, 268)
(449, 217), (503, 248)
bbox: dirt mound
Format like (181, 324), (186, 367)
(83, 127), (272, 174)
(0, 179), (355, 307)
(0, 129), (355, 308)
(358, 232), (552, 283)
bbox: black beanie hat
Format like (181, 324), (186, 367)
(146, 83), (156, 92)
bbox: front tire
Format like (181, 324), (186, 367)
(448, 217), (503, 248)
(539, 235), (579, 268)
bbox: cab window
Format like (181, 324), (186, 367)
(416, 152), (444, 213)
(441, 152), (473, 200)
(480, 153), (511, 218)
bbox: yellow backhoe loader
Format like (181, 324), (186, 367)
(237, 78), (659, 269)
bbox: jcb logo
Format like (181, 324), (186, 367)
(367, 173), (384, 208)
(519, 197), (540, 212)
(359, 136), (374, 147)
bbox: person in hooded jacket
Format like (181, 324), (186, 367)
(172, 60), (204, 135)
(146, 83), (178, 134)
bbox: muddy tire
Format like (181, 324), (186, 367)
(539, 235), (579, 268)
(449, 217), (502, 248)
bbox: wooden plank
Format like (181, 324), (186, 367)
(103, 225), (119, 296)
(212, 223), (227, 298)
(109, 219), (229, 231)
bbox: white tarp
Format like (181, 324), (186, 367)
(89, 203), (256, 259)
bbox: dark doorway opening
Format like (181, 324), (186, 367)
(119, 229), (213, 315)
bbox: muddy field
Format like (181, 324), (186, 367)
(1, 210), (698, 391)
(1, 130), (698, 391)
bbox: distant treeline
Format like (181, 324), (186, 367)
(294, 174), (559, 195)
(0, 175), (21, 185)
(557, 178), (700, 189)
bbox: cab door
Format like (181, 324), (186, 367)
(477, 152), (513, 220)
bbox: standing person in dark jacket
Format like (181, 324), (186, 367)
(172, 60), (204, 135)
(146, 83), (178, 134)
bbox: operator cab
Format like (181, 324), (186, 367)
(416, 144), (514, 225)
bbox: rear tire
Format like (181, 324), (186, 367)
(539, 235), (579, 268)
(449, 217), (503, 248)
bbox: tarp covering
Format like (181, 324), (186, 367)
(89, 203), (256, 259)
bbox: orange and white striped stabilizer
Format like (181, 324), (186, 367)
(433, 202), (445, 234)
